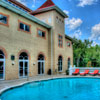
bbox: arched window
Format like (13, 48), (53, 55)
(38, 54), (45, 75)
(0, 50), (4, 59)
(19, 52), (29, 77)
(19, 52), (28, 60)
(68, 58), (70, 69)
(58, 56), (62, 72)
(38, 54), (44, 60)
(0, 50), (5, 80)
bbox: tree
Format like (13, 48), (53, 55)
(73, 37), (100, 67)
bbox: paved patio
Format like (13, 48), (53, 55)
(0, 75), (69, 94)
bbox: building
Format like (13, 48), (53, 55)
(0, 0), (73, 80)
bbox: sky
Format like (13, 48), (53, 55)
(17, 0), (100, 46)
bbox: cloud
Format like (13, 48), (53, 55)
(89, 23), (100, 41)
(92, 41), (99, 46)
(77, 0), (98, 7)
(70, 29), (82, 39)
(16, 0), (27, 6)
(32, 0), (36, 8)
(63, 10), (69, 15)
(65, 18), (83, 30)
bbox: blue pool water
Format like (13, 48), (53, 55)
(1, 78), (100, 100)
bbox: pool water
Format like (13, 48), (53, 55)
(1, 78), (100, 100)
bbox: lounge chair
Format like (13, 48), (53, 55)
(80, 70), (89, 76)
(98, 72), (100, 75)
(72, 69), (79, 75)
(89, 70), (99, 76)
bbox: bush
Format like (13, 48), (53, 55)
(66, 70), (69, 75)
(48, 69), (51, 75)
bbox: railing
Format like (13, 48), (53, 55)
(69, 65), (100, 75)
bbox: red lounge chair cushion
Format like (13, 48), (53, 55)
(90, 70), (99, 75)
(72, 69), (79, 74)
(80, 70), (89, 75)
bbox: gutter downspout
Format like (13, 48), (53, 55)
(51, 28), (53, 75)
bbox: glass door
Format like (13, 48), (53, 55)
(24, 61), (28, 76)
(38, 61), (44, 75)
(19, 61), (23, 77)
(0, 61), (4, 80)
(19, 60), (28, 77)
(19, 52), (29, 78)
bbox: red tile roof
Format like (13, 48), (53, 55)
(30, 0), (68, 18)
(38, 0), (55, 10)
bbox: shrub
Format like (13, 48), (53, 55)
(66, 70), (69, 75)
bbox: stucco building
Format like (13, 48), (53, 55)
(0, 0), (73, 80)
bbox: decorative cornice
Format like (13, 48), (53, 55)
(31, 6), (68, 18)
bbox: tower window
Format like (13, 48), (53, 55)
(58, 34), (63, 48)
(67, 42), (71, 47)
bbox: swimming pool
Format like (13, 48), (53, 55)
(1, 78), (100, 100)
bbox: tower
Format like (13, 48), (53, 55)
(31, 0), (68, 74)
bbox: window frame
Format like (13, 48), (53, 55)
(37, 28), (46, 39)
(58, 55), (63, 72)
(18, 20), (31, 34)
(58, 34), (63, 48)
(68, 57), (71, 69)
(67, 41), (71, 47)
(0, 12), (9, 27)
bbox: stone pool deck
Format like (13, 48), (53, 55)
(0, 75), (68, 93)
(0, 75), (100, 94)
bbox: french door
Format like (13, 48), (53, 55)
(0, 51), (5, 80)
(19, 52), (29, 78)
(19, 60), (28, 77)
(38, 60), (45, 75)
(0, 59), (5, 80)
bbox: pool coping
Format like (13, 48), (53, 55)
(0, 75), (100, 96)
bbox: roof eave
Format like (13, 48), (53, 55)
(0, 0), (51, 29)
(65, 35), (76, 43)
(8, 0), (32, 12)
(54, 6), (68, 18)
(31, 6), (68, 18)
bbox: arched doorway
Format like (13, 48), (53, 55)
(19, 52), (29, 77)
(68, 58), (71, 69)
(38, 54), (45, 75)
(0, 50), (5, 80)
(58, 56), (63, 72)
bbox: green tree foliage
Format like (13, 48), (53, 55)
(73, 38), (100, 67)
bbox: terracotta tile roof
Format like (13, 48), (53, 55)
(38, 0), (55, 10)
(30, 0), (68, 18)
(8, 0), (32, 12)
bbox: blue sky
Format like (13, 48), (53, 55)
(17, 0), (100, 46)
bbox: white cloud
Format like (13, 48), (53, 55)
(89, 23), (100, 41)
(32, 0), (36, 8)
(63, 10), (69, 15)
(65, 18), (83, 30)
(70, 29), (82, 39)
(77, 0), (98, 7)
(98, 37), (100, 40)
(92, 41), (99, 46)
(16, 0), (27, 6)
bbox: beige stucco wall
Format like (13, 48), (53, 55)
(0, 7), (50, 80)
(35, 10), (73, 74)
(0, 5), (73, 80)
